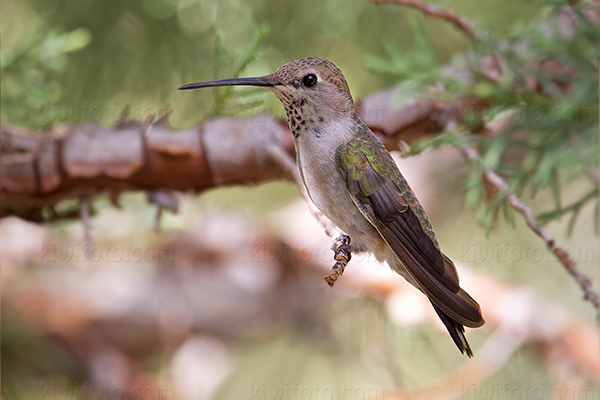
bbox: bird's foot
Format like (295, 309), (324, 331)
(324, 235), (352, 287)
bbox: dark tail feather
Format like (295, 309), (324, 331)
(431, 302), (474, 357)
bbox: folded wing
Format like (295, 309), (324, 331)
(337, 136), (484, 354)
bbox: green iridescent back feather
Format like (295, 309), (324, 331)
(337, 118), (440, 249)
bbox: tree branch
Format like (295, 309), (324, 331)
(371, 0), (477, 39)
(460, 146), (600, 315)
(1, 118), (294, 221)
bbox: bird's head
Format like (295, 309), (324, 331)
(179, 57), (355, 136)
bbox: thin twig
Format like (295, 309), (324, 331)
(266, 145), (340, 238)
(461, 146), (600, 315)
(79, 195), (93, 256)
(371, 0), (476, 39)
(266, 145), (352, 286)
(146, 190), (179, 233)
(154, 207), (163, 233)
(324, 235), (352, 287)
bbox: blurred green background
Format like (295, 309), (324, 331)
(2, 1), (598, 400)
(2, 0), (541, 129)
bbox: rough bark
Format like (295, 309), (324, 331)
(1, 117), (295, 220)
(1, 94), (472, 221)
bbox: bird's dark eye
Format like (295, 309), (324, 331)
(302, 74), (317, 87)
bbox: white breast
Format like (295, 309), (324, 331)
(293, 119), (384, 253)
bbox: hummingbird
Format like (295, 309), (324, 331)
(179, 57), (484, 356)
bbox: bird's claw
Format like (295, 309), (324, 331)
(331, 234), (350, 251)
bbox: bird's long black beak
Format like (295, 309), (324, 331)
(178, 77), (279, 90)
